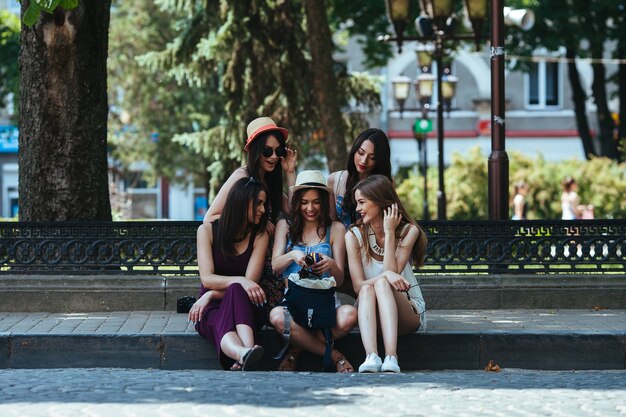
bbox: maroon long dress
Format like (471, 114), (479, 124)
(195, 220), (267, 369)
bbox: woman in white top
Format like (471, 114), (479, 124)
(561, 177), (592, 220)
(511, 181), (528, 220)
(345, 175), (427, 373)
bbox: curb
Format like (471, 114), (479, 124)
(1, 330), (624, 371)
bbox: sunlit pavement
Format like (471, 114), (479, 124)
(0, 368), (625, 417)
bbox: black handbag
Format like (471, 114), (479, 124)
(274, 257), (337, 371)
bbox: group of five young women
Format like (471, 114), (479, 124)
(186, 117), (427, 373)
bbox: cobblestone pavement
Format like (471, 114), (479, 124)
(0, 368), (624, 417)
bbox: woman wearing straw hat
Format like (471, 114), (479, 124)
(203, 117), (298, 314)
(203, 116), (298, 235)
(269, 170), (357, 372)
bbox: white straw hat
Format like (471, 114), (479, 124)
(244, 117), (289, 151)
(289, 170), (333, 194)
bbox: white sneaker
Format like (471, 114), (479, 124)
(358, 353), (382, 373)
(381, 355), (401, 373)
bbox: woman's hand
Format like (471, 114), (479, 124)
(238, 279), (267, 307)
(281, 147), (298, 174)
(311, 253), (334, 276)
(188, 291), (212, 325)
(383, 203), (402, 235)
(290, 250), (307, 267)
(384, 271), (410, 292)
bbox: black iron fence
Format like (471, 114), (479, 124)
(0, 220), (624, 275)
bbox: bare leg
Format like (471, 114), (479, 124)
(357, 284), (378, 355)
(270, 306), (356, 372)
(393, 290), (421, 335)
(270, 307), (329, 357)
(331, 305), (358, 340)
(236, 323), (255, 348)
(220, 330), (250, 363)
(373, 278), (399, 357)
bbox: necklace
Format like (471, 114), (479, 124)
(367, 228), (384, 256)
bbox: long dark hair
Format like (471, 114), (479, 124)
(350, 175), (427, 267)
(343, 128), (392, 224)
(246, 131), (286, 223)
(288, 188), (332, 246)
(214, 177), (268, 258)
(562, 176), (576, 192)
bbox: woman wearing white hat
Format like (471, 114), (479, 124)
(269, 170), (357, 372)
(203, 116), (298, 234)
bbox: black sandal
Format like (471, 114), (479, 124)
(241, 345), (264, 371)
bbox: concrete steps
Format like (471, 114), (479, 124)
(1, 310), (625, 371)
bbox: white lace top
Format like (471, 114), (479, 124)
(350, 226), (426, 329)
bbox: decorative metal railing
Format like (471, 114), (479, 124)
(419, 220), (625, 274)
(0, 220), (624, 275)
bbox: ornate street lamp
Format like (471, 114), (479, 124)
(415, 72), (435, 108)
(415, 43), (434, 73)
(464, 0), (488, 50)
(382, 0), (533, 220)
(441, 73), (458, 111)
(420, 0), (454, 30)
(391, 75), (412, 116)
(385, 0), (411, 52)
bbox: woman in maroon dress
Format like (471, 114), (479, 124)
(188, 177), (270, 371)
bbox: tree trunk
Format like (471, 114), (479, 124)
(618, 45), (626, 163)
(18, 2), (112, 221)
(566, 47), (596, 159)
(304, 0), (347, 172)
(589, 44), (619, 159)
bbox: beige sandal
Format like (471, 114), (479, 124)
(335, 355), (354, 373)
(278, 348), (300, 371)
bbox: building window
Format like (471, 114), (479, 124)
(526, 60), (561, 109)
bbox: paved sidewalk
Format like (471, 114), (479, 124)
(0, 368), (625, 417)
(1, 310), (625, 370)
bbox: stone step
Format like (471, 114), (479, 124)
(2, 275), (626, 312)
(1, 310), (625, 371)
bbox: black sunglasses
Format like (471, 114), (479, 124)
(262, 146), (287, 158)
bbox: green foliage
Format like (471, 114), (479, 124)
(129, 0), (382, 195)
(0, 11), (19, 117)
(396, 146), (626, 220)
(18, 0), (79, 27)
(327, 0), (393, 68)
(445, 147), (489, 219)
(506, 0), (624, 160)
(108, 0), (222, 195)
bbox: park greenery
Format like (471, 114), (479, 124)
(0, 10), (19, 118)
(507, 0), (625, 161)
(108, 0), (383, 200)
(9, 0), (626, 219)
(397, 146), (626, 220)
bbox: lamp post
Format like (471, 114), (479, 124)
(489, 0), (508, 219)
(382, 0), (534, 220)
(392, 74), (430, 220)
(392, 46), (458, 221)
